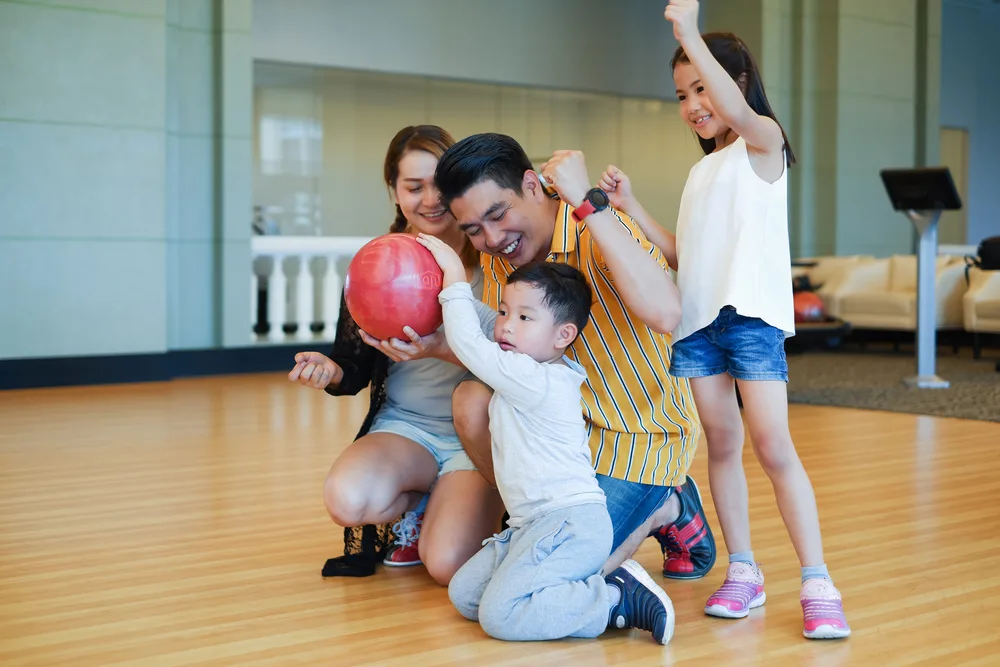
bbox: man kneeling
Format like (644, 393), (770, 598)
(437, 133), (716, 582)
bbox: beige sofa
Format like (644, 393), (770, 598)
(830, 255), (967, 330)
(963, 267), (1000, 357)
(791, 255), (875, 318)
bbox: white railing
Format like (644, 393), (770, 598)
(938, 244), (977, 257)
(251, 235), (373, 344)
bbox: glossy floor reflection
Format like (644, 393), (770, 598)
(1, 373), (998, 666)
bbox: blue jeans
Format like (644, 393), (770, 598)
(670, 306), (789, 382)
(369, 412), (476, 478)
(597, 474), (675, 554)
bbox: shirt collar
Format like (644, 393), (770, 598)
(548, 201), (577, 257)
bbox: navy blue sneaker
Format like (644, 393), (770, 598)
(652, 475), (717, 579)
(605, 559), (675, 644)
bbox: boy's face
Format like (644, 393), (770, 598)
(493, 281), (577, 363)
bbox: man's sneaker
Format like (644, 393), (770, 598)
(705, 562), (766, 618)
(605, 559), (676, 645)
(652, 475), (717, 579)
(801, 577), (851, 639)
(383, 511), (422, 567)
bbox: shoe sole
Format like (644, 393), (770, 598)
(382, 559), (422, 567)
(804, 624), (851, 640)
(705, 592), (766, 618)
(662, 476), (717, 580)
(621, 559), (676, 645)
(661, 569), (709, 580)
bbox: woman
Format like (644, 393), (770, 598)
(289, 125), (504, 584)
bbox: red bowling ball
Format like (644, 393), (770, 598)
(793, 291), (826, 323)
(344, 233), (444, 341)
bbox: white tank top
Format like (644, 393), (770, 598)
(673, 136), (795, 342)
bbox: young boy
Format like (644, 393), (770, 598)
(415, 233), (675, 644)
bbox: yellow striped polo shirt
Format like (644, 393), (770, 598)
(480, 201), (701, 486)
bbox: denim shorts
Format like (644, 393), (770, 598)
(596, 473), (675, 554)
(369, 412), (477, 478)
(670, 306), (788, 382)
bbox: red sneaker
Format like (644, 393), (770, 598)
(652, 476), (717, 579)
(383, 510), (422, 567)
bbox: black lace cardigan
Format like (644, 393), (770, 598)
(320, 291), (399, 578)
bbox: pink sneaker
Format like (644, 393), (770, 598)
(801, 578), (851, 639)
(383, 511), (422, 567)
(705, 562), (766, 618)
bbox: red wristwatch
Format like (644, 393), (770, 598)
(571, 188), (611, 222)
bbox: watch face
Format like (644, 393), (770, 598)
(590, 188), (610, 208)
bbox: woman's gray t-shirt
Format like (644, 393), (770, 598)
(379, 267), (485, 437)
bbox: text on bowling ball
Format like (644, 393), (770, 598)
(420, 272), (442, 289)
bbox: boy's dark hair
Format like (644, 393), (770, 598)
(671, 32), (796, 167)
(506, 262), (592, 335)
(435, 133), (534, 208)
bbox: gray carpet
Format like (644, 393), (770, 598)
(786, 349), (1000, 422)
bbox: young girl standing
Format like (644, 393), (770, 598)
(600, 0), (849, 640)
(666, 0), (848, 639)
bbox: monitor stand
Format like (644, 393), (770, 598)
(901, 209), (948, 388)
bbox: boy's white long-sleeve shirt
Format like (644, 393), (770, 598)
(438, 282), (606, 528)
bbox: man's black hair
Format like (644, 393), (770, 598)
(435, 132), (534, 208)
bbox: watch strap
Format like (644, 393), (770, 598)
(571, 198), (597, 222)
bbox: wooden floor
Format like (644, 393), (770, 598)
(1, 374), (999, 666)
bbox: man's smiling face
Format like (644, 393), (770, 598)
(449, 174), (555, 267)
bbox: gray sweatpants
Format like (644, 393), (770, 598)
(447, 502), (614, 641)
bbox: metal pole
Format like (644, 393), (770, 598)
(902, 209), (949, 389)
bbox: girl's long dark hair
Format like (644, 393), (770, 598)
(671, 33), (796, 166)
